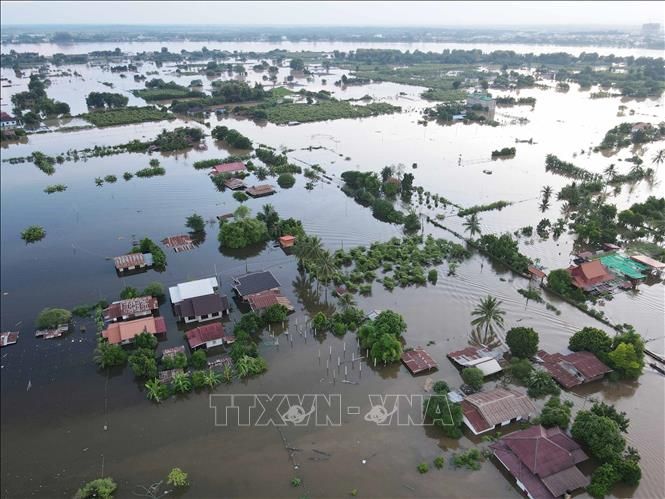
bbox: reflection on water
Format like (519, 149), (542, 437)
(1, 40), (664, 498)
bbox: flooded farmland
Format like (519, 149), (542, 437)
(1, 39), (664, 499)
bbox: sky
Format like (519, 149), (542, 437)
(1, 1), (663, 26)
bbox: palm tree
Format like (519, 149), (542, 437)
(604, 164), (616, 181)
(652, 149), (665, 167)
(203, 369), (222, 389)
(172, 372), (192, 394)
(471, 295), (506, 340)
(256, 204), (279, 235)
(145, 378), (166, 403)
(293, 235), (323, 270)
(541, 185), (552, 201)
(337, 292), (356, 311)
(221, 365), (234, 384)
(462, 213), (482, 238)
(314, 250), (337, 301)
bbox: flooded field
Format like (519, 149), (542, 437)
(1, 40), (664, 498)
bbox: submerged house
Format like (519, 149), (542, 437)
(490, 425), (589, 499)
(246, 289), (294, 313)
(535, 350), (612, 389)
(246, 184), (276, 198)
(185, 322), (235, 350)
(566, 260), (613, 291)
(169, 277), (230, 324)
(232, 271), (280, 300)
(103, 296), (159, 322)
(113, 253), (153, 273)
(401, 348), (438, 375)
(461, 388), (536, 435)
(211, 162), (246, 176)
(447, 345), (503, 377)
(102, 316), (167, 345)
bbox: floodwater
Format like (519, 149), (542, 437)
(1, 41), (664, 498)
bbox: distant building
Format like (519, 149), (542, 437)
(490, 425), (589, 499)
(642, 23), (661, 37)
(211, 162), (246, 176)
(246, 184), (276, 198)
(0, 112), (18, 128)
(466, 92), (496, 115)
(536, 350), (612, 389)
(461, 388), (536, 435)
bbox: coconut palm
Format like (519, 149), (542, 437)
(145, 378), (167, 403)
(221, 365), (234, 384)
(470, 326), (502, 349)
(256, 204), (279, 235)
(462, 213), (482, 238)
(541, 185), (552, 201)
(314, 250), (337, 301)
(203, 369), (222, 389)
(471, 295), (506, 340)
(652, 149), (665, 167)
(604, 164), (616, 181)
(294, 235), (323, 270)
(172, 372), (192, 393)
(337, 292), (356, 311)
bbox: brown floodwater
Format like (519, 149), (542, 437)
(1, 41), (664, 498)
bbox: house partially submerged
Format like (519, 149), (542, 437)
(224, 178), (246, 190)
(162, 345), (185, 359)
(169, 277), (230, 324)
(102, 316), (167, 345)
(447, 345), (503, 377)
(490, 425), (589, 499)
(535, 350), (612, 389)
(566, 260), (613, 291)
(461, 388), (536, 435)
(1, 331), (19, 347)
(186, 322), (235, 350)
(211, 162), (246, 176)
(162, 234), (195, 252)
(232, 271), (280, 299)
(246, 184), (276, 198)
(246, 289), (294, 313)
(401, 348), (438, 375)
(113, 253), (153, 273)
(35, 324), (70, 339)
(103, 296), (159, 322)
(630, 253), (665, 276)
(278, 235), (296, 249)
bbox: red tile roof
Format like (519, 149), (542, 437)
(186, 322), (226, 349)
(212, 162), (246, 174)
(528, 266), (547, 279)
(567, 260), (613, 289)
(246, 289), (293, 312)
(490, 426), (589, 499)
(401, 348), (437, 374)
(1, 112), (16, 121)
(102, 316), (167, 344)
(537, 350), (612, 388)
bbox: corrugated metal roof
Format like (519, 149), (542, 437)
(465, 388), (536, 427)
(401, 348), (437, 375)
(113, 253), (147, 270)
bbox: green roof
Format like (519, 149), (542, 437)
(600, 254), (648, 280)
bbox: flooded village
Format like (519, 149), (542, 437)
(1, 8), (665, 499)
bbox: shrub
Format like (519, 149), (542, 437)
(21, 225), (46, 243)
(277, 173), (296, 188)
(506, 327), (539, 359)
(452, 448), (483, 470)
(233, 191), (249, 203)
(417, 463), (429, 474)
(94, 341), (128, 369)
(432, 381), (450, 394)
(186, 213), (205, 232)
(74, 478), (117, 499)
(427, 269), (438, 284)
(128, 348), (158, 378)
(569, 327), (612, 356)
(433, 456), (445, 469)
(142, 282), (165, 300)
(120, 286), (139, 299)
(527, 371), (560, 398)
(167, 467), (189, 487)
(587, 463), (620, 498)
(134, 331), (158, 350)
(538, 396), (573, 429)
(509, 358), (534, 383)
(263, 304), (288, 323)
(462, 367), (484, 391)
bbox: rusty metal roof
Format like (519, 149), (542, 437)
(401, 348), (437, 375)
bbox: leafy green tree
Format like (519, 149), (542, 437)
(289, 58), (305, 71)
(471, 296), (505, 339)
(233, 191), (249, 203)
(21, 225), (46, 243)
(403, 212), (421, 232)
(547, 269), (586, 302)
(134, 331), (158, 350)
(571, 411), (625, 463)
(587, 463), (620, 498)
(167, 467), (189, 487)
(508, 358), (534, 383)
(256, 204), (280, 235)
(569, 327), (612, 356)
(189, 350), (208, 370)
(462, 367), (484, 391)
(424, 393), (464, 438)
(74, 477), (117, 499)
(369, 333), (402, 363)
(35, 307), (71, 329)
(589, 401), (630, 432)
(506, 327), (539, 359)
(142, 282), (165, 300)
(263, 304), (288, 323)
(538, 396), (573, 429)
(129, 348), (158, 378)
(186, 213), (205, 232)
(427, 269), (438, 284)
(373, 310), (407, 337)
(607, 343), (643, 379)
(312, 311), (329, 332)
(94, 341), (128, 369)
(527, 371), (560, 398)
(120, 286), (139, 300)
(191, 370), (207, 389)
(617, 448), (641, 486)
(218, 217), (269, 249)
(277, 173), (296, 188)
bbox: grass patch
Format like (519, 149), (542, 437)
(253, 100), (401, 124)
(82, 106), (173, 127)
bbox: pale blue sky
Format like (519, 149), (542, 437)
(1, 1), (664, 26)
